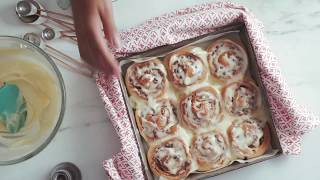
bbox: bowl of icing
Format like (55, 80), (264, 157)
(0, 36), (65, 165)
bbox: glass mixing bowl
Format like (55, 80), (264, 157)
(0, 36), (66, 165)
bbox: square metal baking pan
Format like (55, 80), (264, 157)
(118, 22), (283, 180)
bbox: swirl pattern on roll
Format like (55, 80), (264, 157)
(222, 81), (260, 116)
(148, 138), (192, 180)
(180, 87), (221, 129)
(125, 59), (167, 100)
(191, 130), (230, 171)
(165, 49), (207, 87)
(135, 99), (178, 142)
(227, 118), (270, 159)
(207, 39), (248, 81)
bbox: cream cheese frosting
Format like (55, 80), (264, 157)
(0, 58), (60, 148)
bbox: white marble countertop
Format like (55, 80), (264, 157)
(0, 0), (320, 179)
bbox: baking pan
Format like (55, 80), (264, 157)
(118, 22), (282, 180)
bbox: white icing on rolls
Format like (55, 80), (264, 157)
(228, 117), (270, 159)
(207, 39), (248, 81)
(136, 100), (178, 141)
(180, 87), (221, 130)
(192, 130), (230, 171)
(124, 37), (273, 178)
(126, 59), (167, 100)
(149, 138), (192, 179)
(171, 55), (203, 85)
(166, 47), (207, 87)
(222, 81), (260, 116)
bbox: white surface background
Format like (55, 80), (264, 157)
(0, 0), (320, 180)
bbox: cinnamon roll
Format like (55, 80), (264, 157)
(222, 81), (260, 116)
(191, 130), (230, 171)
(148, 138), (192, 179)
(135, 99), (178, 142)
(164, 47), (207, 87)
(180, 87), (221, 130)
(227, 118), (270, 159)
(207, 39), (248, 82)
(125, 59), (167, 100)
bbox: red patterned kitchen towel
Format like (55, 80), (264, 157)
(96, 2), (319, 179)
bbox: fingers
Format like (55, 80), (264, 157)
(99, 0), (121, 48)
(71, 0), (120, 77)
(86, 15), (120, 77)
(96, 48), (120, 77)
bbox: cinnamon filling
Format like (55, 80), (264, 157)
(230, 84), (257, 116)
(210, 40), (246, 79)
(193, 132), (227, 165)
(170, 53), (203, 86)
(231, 119), (264, 156)
(129, 65), (166, 99)
(140, 101), (177, 140)
(181, 89), (220, 129)
(154, 139), (191, 176)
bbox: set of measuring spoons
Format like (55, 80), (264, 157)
(16, 0), (94, 78)
(16, 0), (76, 41)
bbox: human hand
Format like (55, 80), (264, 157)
(71, 0), (120, 76)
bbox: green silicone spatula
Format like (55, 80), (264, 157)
(0, 82), (27, 133)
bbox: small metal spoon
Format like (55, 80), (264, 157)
(16, 0), (74, 30)
(16, 0), (42, 24)
(42, 27), (77, 42)
(16, 0), (38, 16)
(23, 32), (44, 47)
(41, 27), (55, 41)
